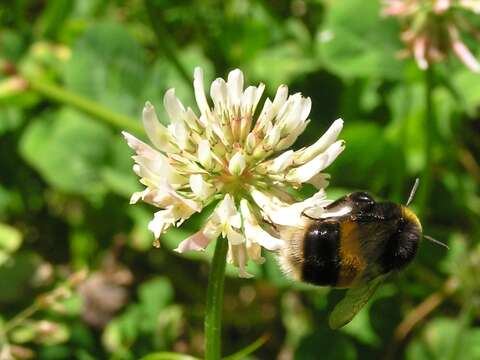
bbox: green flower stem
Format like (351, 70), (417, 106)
(204, 237), (228, 360)
(2, 301), (40, 335)
(418, 66), (435, 216)
(25, 76), (143, 134)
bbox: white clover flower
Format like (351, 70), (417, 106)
(123, 67), (344, 277)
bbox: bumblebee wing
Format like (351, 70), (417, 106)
(328, 273), (387, 329)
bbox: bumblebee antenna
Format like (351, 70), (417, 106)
(424, 235), (449, 250)
(406, 178), (420, 207)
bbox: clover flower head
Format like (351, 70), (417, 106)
(383, 0), (480, 72)
(123, 67), (344, 277)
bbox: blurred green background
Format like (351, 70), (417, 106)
(1, 0), (479, 359)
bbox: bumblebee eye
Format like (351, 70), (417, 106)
(349, 192), (375, 210)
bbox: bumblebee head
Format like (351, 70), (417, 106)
(380, 205), (422, 272)
(342, 194), (422, 273)
(324, 191), (424, 275)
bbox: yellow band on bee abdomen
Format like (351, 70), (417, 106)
(337, 221), (366, 287)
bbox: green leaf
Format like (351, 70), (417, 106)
(339, 302), (380, 347)
(140, 353), (199, 360)
(70, 229), (98, 268)
(319, 0), (404, 79)
(0, 223), (22, 253)
(0, 29), (26, 61)
(406, 318), (480, 360)
(246, 41), (318, 89)
(0, 252), (40, 302)
(38, 344), (72, 359)
(142, 46), (214, 125)
(153, 305), (183, 350)
(387, 83), (426, 173)
(439, 233), (467, 276)
(450, 69), (480, 115)
(223, 334), (270, 360)
(0, 106), (23, 134)
(138, 277), (174, 324)
(64, 22), (146, 117)
(128, 207), (156, 251)
(19, 108), (112, 197)
(295, 329), (357, 360)
(329, 122), (400, 192)
(101, 136), (140, 198)
(57, 294), (83, 317)
(246, 19), (318, 88)
(10, 322), (37, 343)
(37, 0), (74, 39)
(102, 305), (141, 355)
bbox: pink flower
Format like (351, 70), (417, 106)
(383, 0), (480, 72)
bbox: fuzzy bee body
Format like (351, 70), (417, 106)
(278, 191), (423, 328)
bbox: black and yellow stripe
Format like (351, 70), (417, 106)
(301, 220), (366, 287)
(299, 202), (422, 288)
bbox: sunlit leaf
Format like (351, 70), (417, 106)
(319, 0), (404, 79)
(64, 22), (146, 116)
(0, 223), (22, 254)
(451, 70), (480, 115)
(140, 352), (199, 360)
(19, 108), (112, 197)
(406, 317), (480, 360)
(138, 277), (174, 323)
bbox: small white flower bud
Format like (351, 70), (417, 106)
(227, 69), (244, 107)
(210, 78), (227, 111)
(271, 85), (288, 116)
(228, 152), (246, 176)
(190, 174), (215, 200)
(265, 125), (281, 150)
(198, 140), (213, 169)
(245, 132), (256, 154)
(133, 164), (141, 175)
(193, 67), (209, 116)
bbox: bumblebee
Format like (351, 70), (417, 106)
(278, 180), (446, 329)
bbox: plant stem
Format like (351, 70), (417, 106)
(144, 0), (192, 86)
(2, 302), (41, 335)
(418, 66), (435, 216)
(204, 238), (228, 360)
(25, 76), (143, 134)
